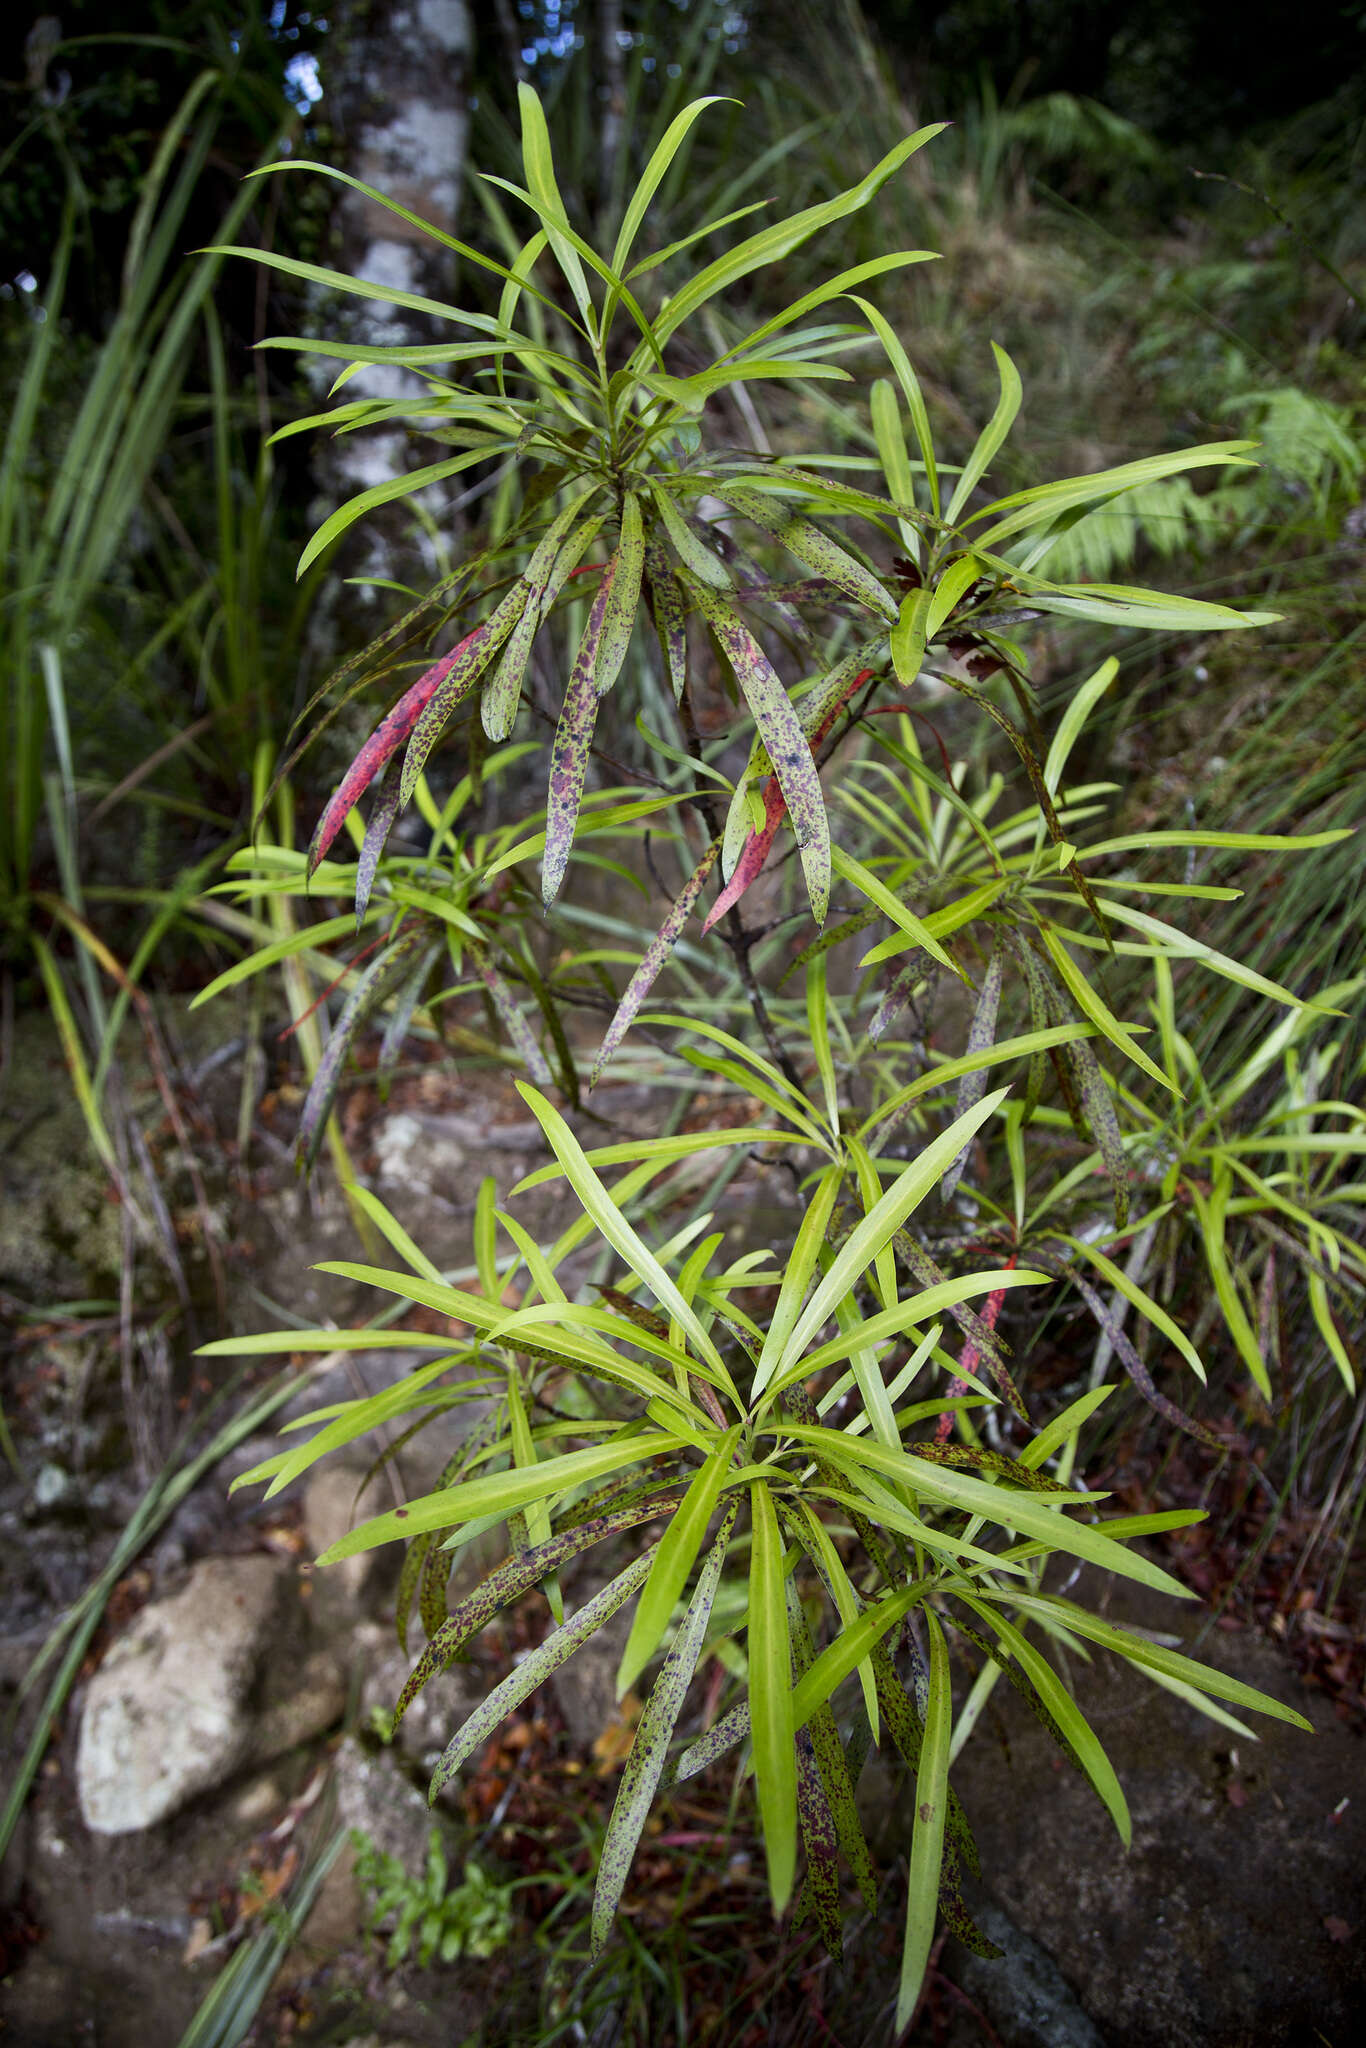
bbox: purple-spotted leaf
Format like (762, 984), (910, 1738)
(713, 482), (897, 622)
(643, 532), (688, 699)
(592, 836), (721, 1088)
(591, 1503), (738, 1956)
(595, 491), (645, 697)
(393, 1492), (684, 1728)
(667, 1697), (749, 1786)
(1067, 1030), (1131, 1229)
(296, 923), (431, 1170)
(795, 1721), (844, 1960)
(481, 487), (603, 739)
(402, 587), (526, 801)
(942, 934), (1005, 1200)
(693, 586), (830, 925)
(787, 1572), (878, 1916)
(869, 954), (931, 1044)
(428, 1541), (660, 1799)
(396, 1529), (435, 1659)
(377, 940), (440, 1094)
(473, 947), (552, 1084)
(354, 762), (404, 929)
(542, 574), (614, 906)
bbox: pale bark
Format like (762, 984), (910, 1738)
(317, 1), (473, 580)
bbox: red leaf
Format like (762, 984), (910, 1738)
(307, 625), (486, 876)
(701, 778), (788, 933)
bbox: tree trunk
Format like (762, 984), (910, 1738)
(316, 0), (473, 586)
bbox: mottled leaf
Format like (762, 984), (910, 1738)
(592, 836), (721, 1086)
(592, 1504), (737, 1955)
(795, 1722), (844, 1959)
(595, 491), (645, 696)
(942, 935), (1004, 1201)
(354, 763), (404, 929)
(403, 586), (526, 799)
(473, 947), (552, 1084)
(1067, 1030), (1131, 1229)
(643, 532), (688, 699)
(480, 488), (602, 740)
(297, 924), (431, 1170)
(712, 482), (896, 622)
(694, 586), (830, 925)
(542, 573), (613, 906)
(428, 1541), (659, 1799)
(1029, 1247), (1222, 1448)
(786, 1567), (877, 1912)
(377, 939), (440, 1092)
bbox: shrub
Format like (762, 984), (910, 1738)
(200, 89), (1356, 2029)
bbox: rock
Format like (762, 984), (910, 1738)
(77, 1555), (285, 1834)
(32, 1463), (70, 1510)
(373, 1112), (465, 1200)
(932, 1567), (1366, 2047)
(954, 1898), (1109, 2048)
(252, 1646), (347, 1759)
(304, 1464), (380, 1607)
(74, 1555), (344, 1835)
(333, 1734), (442, 1871)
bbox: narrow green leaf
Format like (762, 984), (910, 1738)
(965, 1598), (1129, 1843)
(617, 1425), (743, 1696)
(1044, 658), (1118, 798)
(514, 1084), (736, 1396)
(650, 482), (732, 587)
(891, 585), (934, 686)
(1037, 922), (1178, 1096)
(748, 1480), (797, 1916)
(847, 294), (939, 517)
(946, 342), (1022, 523)
(1005, 1592), (1313, 1730)
(610, 98), (732, 276)
(831, 846), (962, 977)
(765, 1089), (1009, 1389)
(895, 1609), (951, 2034)
(317, 1431), (684, 1563)
(780, 1426), (1195, 1598)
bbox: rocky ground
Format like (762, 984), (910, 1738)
(1, 1001), (1363, 2047)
